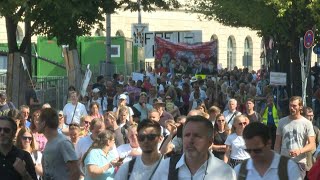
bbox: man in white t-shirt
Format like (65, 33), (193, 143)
(63, 91), (87, 125)
(117, 124), (142, 163)
(234, 122), (302, 180)
(75, 118), (105, 159)
(115, 119), (163, 180)
(223, 99), (242, 129)
(274, 96), (316, 178)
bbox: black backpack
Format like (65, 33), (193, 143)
(238, 156), (289, 180)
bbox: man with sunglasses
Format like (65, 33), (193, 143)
(115, 119), (163, 180)
(153, 115), (236, 180)
(39, 108), (80, 180)
(0, 116), (37, 180)
(234, 122), (301, 180)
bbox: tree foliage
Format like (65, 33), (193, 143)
(186, 0), (319, 46)
(0, 0), (181, 50)
(186, 0), (320, 97)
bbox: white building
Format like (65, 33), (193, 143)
(1, 8), (298, 72)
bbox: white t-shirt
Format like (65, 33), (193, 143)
(115, 155), (162, 180)
(234, 153), (302, 180)
(225, 133), (250, 160)
(63, 102), (87, 124)
(117, 144), (142, 163)
(76, 135), (93, 159)
(276, 116), (315, 164)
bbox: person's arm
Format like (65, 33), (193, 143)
(35, 164), (43, 176)
(211, 144), (227, 152)
(223, 145), (231, 163)
(13, 157), (36, 180)
(290, 136), (316, 157)
(66, 160), (81, 180)
(160, 134), (175, 155)
(86, 163), (113, 178)
(274, 135), (282, 153)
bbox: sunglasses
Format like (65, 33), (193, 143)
(217, 120), (225, 122)
(244, 148), (263, 154)
(22, 136), (33, 141)
(0, 127), (11, 134)
(137, 134), (159, 142)
(84, 121), (90, 124)
(58, 114), (63, 117)
(238, 122), (247, 126)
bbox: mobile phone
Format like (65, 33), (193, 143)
(118, 156), (126, 162)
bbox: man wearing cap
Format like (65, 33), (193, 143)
(113, 84), (130, 107)
(153, 98), (174, 128)
(0, 92), (15, 116)
(113, 94), (134, 125)
(133, 92), (153, 121)
(88, 88), (108, 115)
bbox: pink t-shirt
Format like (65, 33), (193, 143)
(33, 133), (47, 152)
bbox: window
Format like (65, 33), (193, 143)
(111, 45), (120, 57)
(0, 56), (7, 71)
(227, 36), (236, 70)
(243, 37), (253, 69)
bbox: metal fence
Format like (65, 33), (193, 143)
(0, 73), (68, 110)
(34, 76), (68, 110)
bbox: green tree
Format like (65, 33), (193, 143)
(187, 0), (320, 97)
(0, 0), (180, 106)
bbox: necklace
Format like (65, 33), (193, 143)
(102, 148), (109, 156)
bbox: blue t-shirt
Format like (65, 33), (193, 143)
(84, 149), (117, 180)
(25, 121), (31, 128)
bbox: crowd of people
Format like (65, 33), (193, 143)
(1, 65), (320, 180)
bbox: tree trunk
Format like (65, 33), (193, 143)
(7, 52), (27, 106)
(5, 17), (27, 106)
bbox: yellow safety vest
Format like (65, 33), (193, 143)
(262, 104), (279, 127)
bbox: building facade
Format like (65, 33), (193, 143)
(0, 9), (275, 71)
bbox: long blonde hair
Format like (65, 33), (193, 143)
(16, 127), (37, 151)
(82, 130), (115, 165)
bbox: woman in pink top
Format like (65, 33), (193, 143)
(30, 109), (47, 152)
(89, 102), (103, 120)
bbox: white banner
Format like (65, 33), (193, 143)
(270, 72), (287, 86)
(81, 64), (92, 97)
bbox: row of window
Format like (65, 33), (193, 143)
(211, 35), (255, 70)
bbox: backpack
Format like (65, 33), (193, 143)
(168, 154), (183, 180)
(238, 156), (289, 180)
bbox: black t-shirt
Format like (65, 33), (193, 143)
(0, 146), (37, 180)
